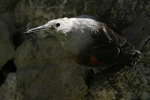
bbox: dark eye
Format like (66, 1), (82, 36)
(56, 23), (60, 27)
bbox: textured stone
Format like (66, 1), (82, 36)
(0, 21), (15, 68)
(0, 73), (16, 100)
(89, 64), (150, 100)
(0, 0), (19, 12)
(14, 37), (88, 100)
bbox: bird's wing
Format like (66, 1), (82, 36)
(75, 21), (136, 66)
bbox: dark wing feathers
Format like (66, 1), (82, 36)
(75, 20), (137, 66)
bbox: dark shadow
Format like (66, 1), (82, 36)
(0, 59), (17, 86)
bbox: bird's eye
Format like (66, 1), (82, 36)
(56, 23), (60, 27)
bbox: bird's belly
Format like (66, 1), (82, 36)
(62, 43), (81, 55)
(60, 36), (94, 55)
(60, 40), (105, 66)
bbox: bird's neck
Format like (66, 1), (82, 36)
(58, 29), (94, 56)
(55, 18), (98, 55)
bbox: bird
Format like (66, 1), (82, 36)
(24, 15), (140, 68)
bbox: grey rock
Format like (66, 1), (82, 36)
(0, 73), (16, 100)
(0, 0), (19, 12)
(0, 21), (15, 68)
(14, 38), (88, 100)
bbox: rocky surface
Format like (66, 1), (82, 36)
(0, 73), (16, 100)
(0, 0), (150, 100)
(0, 20), (15, 69)
(14, 38), (88, 100)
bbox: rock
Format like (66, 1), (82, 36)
(89, 64), (150, 100)
(14, 37), (88, 100)
(0, 21), (15, 69)
(0, 73), (16, 100)
(0, 0), (19, 12)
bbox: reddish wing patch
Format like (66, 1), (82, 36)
(67, 51), (104, 66)
(88, 57), (104, 65)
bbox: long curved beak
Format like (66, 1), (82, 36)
(24, 25), (47, 35)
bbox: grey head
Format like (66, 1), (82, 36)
(24, 15), (100, 36)
(24, 17), (71, 37)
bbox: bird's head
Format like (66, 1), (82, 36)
(24, 17), (70, 36)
